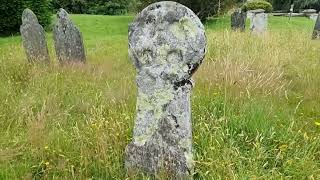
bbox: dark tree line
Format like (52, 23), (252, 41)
(1, 0), (319, 35)
(0, 0), (51, 35)
(267, 0), (320, 11)
(50, 0), (132, 15)
(135, 0), (239, 21)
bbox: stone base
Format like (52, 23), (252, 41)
(312, 30), (320, 39)
(125, 118), (193, 179)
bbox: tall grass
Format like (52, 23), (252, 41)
(0, 15), (319, 179)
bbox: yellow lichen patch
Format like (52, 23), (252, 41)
(135, 134), (152, 146)
(184, 151), (194, 170)
(170, 16), (198, 40)
(135, 87), (175, 145)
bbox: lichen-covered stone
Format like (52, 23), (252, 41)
(312, 13), (320, 39)
(20, 9), (50, 63)
(125, 1), (206, 178)
(53, 9), (86, 64)
(250, 11), (268, 34)
(231, 9), (247, 31)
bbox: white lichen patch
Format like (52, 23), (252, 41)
(170, 16), (198, 40)
(184, 151), (194, 170)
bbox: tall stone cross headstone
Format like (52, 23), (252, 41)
(125, 1), (206, 178)
(250, 9), (268, 35)
(231, 9), (247, 31)
(20, 9), (50, 63)
(312, 13), (320, 39)
(53, 9), (86, 64)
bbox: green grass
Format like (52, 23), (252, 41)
(206, 15), (315, 32)
(0, 14), (319, 179)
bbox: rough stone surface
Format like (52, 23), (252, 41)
(249, 9), (265, 13)
(53, 9), (86, 64)
(312, 13), (320, 39)
(20, 9), (50, 63)
(231, 9), (247, 31)
(247, 9), (265, 19)
(250, 12), (268, 34)
(125, 1), (206, 178)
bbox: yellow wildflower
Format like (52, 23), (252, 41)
(304, 132), (309, 140)
(279, 144), (288, 151)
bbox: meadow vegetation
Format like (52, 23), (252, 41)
(0, 15), (319, 179)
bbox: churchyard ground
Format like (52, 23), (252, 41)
(0, 15), (319, 179)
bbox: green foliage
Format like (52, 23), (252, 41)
(50, 0), (88, 14)
(294, 0), (320, 10)
(242, 0), (273, 13)
(267, 0), (320, 11)
(137, 0), (237, 21)
(0, 15), (320, 179)
(25, 0), (52, 29)
(0, 0), (52, 36)
(0, 0), (24, 35)
(87, 0), (129, 15)
(50, 0), (130, 15)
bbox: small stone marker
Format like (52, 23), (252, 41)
(20, 9), (50, 63)
(310, 13), (318, 21)
(53, 8), (86, 64)
(231, 9), (247, 31)
(250, 9), (268, 34)
(125, 1), (206, 177)
(289, 4), (294, 20)
(312, 13), (320, 39)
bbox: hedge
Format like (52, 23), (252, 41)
(242, 0), (273, 13)
(0, 0), (52, 35)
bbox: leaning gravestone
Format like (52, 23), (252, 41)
(249, 9), (268, 34)
(231, 9), (247, 31)
(53, 8), (86, 64)
(20, 9), (50, 63)
(125, 1), (206, 177)
(312, 13), (320, 39)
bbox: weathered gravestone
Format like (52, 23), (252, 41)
(20, 9), (50, 63)
(312, 13), (320, 39)
(250, 9), (268, 34)
(125, 1), (206, 177)
(310, 13), (319, 21)
(53, 9), (86, 64)
(231, 9), (247, 31)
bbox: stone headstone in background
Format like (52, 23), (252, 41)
(125, 1), (206, 177)
(20, 9), (50, 63)
(231, 9), (247, 31)
(247, 9), (265, 19)
(247, 11), (254, 19)
(250, 9), (268, 34)
(310, 13), (318, 21)
(53, 8), (86, 64)
(289, 4), (294, 20)
(312, 13), (320, 39)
